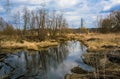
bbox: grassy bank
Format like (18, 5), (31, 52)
(64, 33), (120, 79)
(65, 33), (120, 79)
(65, 33), (120, 52)
(0, 40), (58, 51)
(0, 34), (69, 52)
(0, 33), (120, 52)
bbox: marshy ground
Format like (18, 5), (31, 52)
(66, 33), (120, 52)
(0, 33), (120, 52)
(0, 33), (120, 79)
(65, 33), (120, 79)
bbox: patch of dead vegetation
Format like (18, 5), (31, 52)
(0, 40), (58, 51)
(77, 33), (120, 52)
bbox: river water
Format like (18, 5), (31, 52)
(0, 41), (93, 79)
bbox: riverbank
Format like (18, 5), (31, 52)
(0, 33), (120, 52)
(64, 33), (120, 79)
(0, 40), (58, 51)
(65, 33), (120, 52)
(65, 51), (120, 79)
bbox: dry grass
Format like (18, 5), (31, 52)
(1, 40), (58, 51)
(1, 33), (120, 52)
(65, 33), (120, 79)
(66, 33), (120, 52)
(84, 33), (120, 51)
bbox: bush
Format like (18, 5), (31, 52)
(99, 18), (113, 33)
(2, 25), (16, 35)
(80, 27), (89, 34)
(16, 39), (24, 43)
(98, 10), (120, 33)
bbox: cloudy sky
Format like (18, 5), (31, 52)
(0, 0), (120, 28)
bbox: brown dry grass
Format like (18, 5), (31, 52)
(66, 33), (120, 52)
(1, 33), (120, 52)
(1, 40), (58, 51)
(85, 33), (120, 51)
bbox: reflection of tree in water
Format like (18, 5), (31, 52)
(80, 42), (86, 52)
(39, 42), (69, 72)
(0, 41), (69, 79)
(83, 51), (120, 79)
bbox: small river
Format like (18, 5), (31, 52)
(0, 41), (93, 79)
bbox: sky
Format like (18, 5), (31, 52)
(0, 0), (120, 28)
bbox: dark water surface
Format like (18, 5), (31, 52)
(0, 41), (93, 79)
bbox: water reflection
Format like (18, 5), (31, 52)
(0, 41), (92, 79)
(83, 51), (120, 79)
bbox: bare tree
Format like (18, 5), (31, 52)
(13, 11), (21, 30)
(22, 7), (30, 35)
(98, 10), (120, 33)
(36, 9), (47, 41)
(111, 11), (120, 32)
(29, 11), (36, 35)
(20, 7), (69, 41)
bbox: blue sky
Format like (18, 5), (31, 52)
(0, 0), (120, 28)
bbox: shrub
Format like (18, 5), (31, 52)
(98, 10), (120, 33)
(80, 27), (89, 34)
(2, 25), (16, 35)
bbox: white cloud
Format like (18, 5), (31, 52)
(28, 0), (52, 4)
(102, 0), (120, 11)
(66, 15), (80, 21)
(110, 0), (120, 4)
(57, 0), (79, 8)
(0, 6), (4, 12)
(91, 16), (97, 20)
(103, 5), (111, 11)
(11, 0), (27, 3)
(11, 0), (52, 5)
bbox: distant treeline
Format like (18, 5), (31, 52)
(0, 8), (68, 41)
(98, 10), (120, 33)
